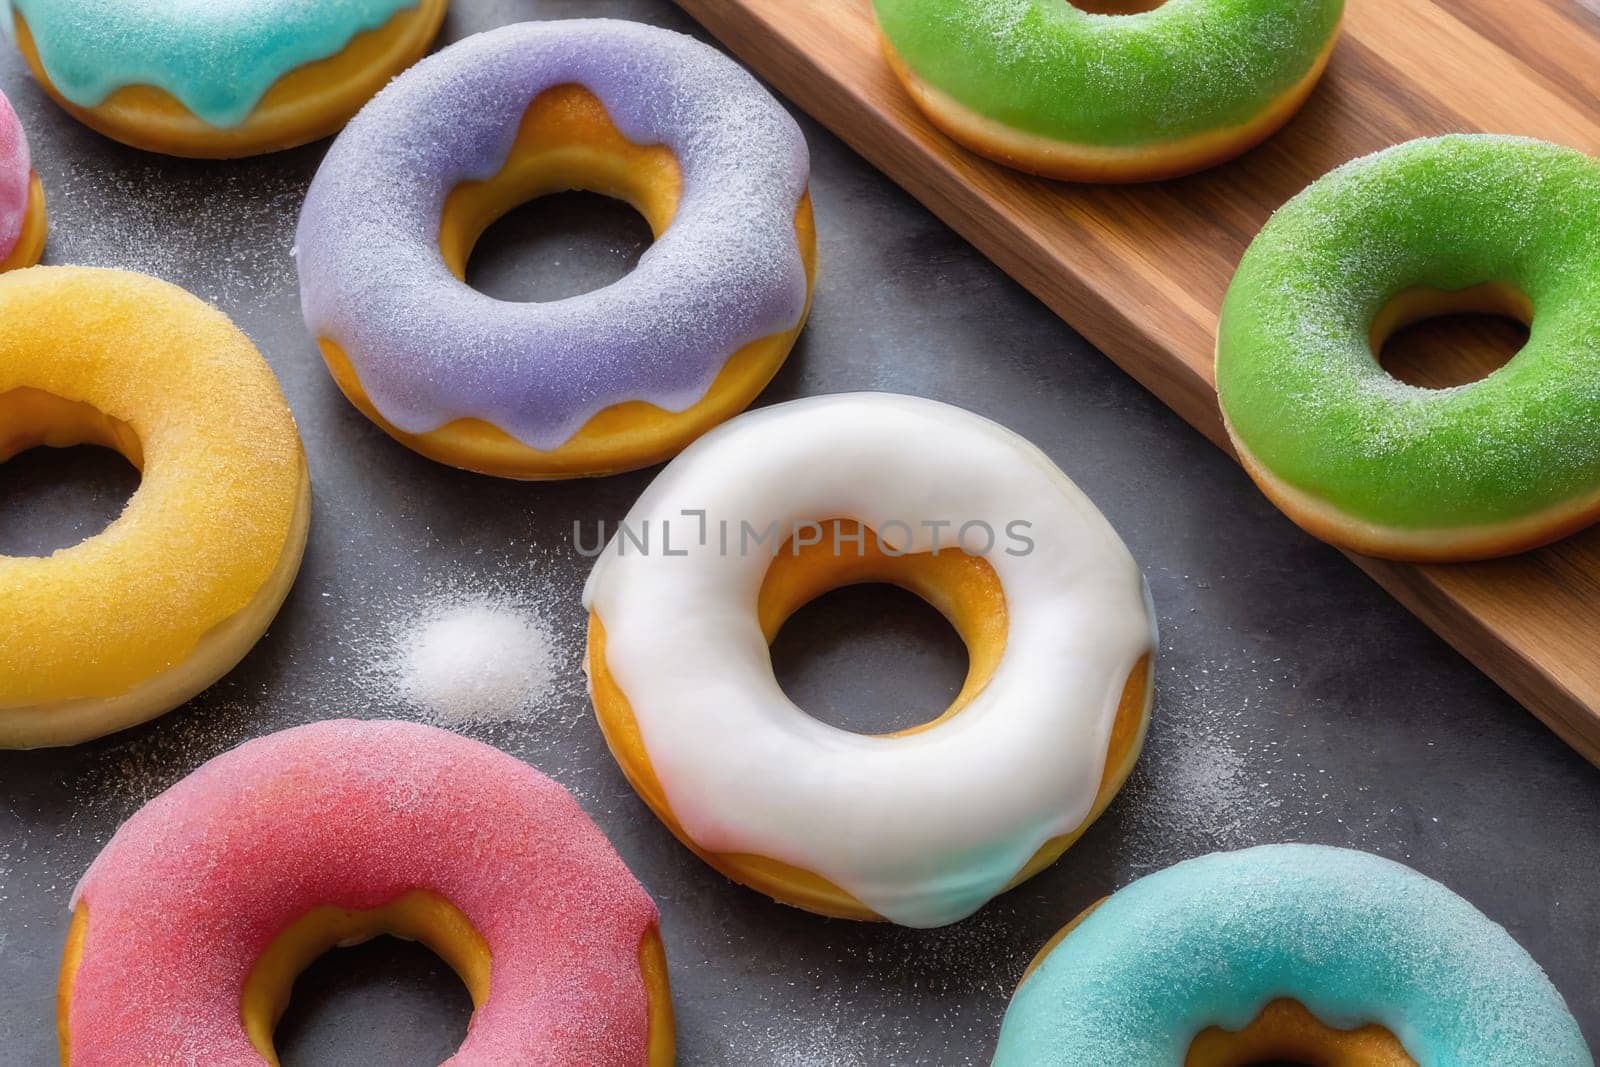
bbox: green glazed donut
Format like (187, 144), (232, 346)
(1217, 135), (1600, 561)
(871, 0), (1344, 182)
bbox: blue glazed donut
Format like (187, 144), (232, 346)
(995, 845), (1592, 1065)
(1, 0), (447, 156)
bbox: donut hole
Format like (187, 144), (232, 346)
(760, 520), (1007, 736)
(770, 583), (970, 734)
(0, 388), (142, 557)
(438, 83), (679, 304)
(1068, 0), (1168, 13)
(1371, 283), (1531, 389)
(1185, 998), (1416, 1067)
(464, 191), (654, 302)
(238, 891), (488, 1066)
(272, 938), (472, 1066)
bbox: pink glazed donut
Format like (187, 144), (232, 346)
(0, 88), (45, 271)
(58, 720), (674, 1065)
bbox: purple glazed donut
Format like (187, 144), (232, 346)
(295, 19), (816, 479)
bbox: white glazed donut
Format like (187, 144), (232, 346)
(584, 393), (1157, 928)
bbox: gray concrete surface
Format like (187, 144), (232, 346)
(0, 2), (1595, 1063)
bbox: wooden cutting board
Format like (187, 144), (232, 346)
(675, 0), (1600, 766)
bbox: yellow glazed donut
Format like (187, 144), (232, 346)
(296, 22), (817, 479)
(586, 395), (1158, 927)
(0, 267), (310, 748)
(4, 0), (447, 158)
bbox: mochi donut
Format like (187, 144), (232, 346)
(994, 845), (1593, 1065)
(0, 88), (44, 271)
(0, 0), (447, 157)
(58, 720), (674, 1066)
(1218, 135), (1600, 561)
(585, 393), (1157, 928)
(872, 0), (1344, 183)
(296, 20), (816, 480)
(0, 267), (309, 748)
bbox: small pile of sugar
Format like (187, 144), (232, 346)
(396, 601), (555, 724)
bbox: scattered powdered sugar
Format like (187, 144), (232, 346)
(1120, 653), (1303, 856)
(717, 1004), (879, 1067)
(69, 689), (272, 829)
(319, 561), (586, 734)
(46, 152), (303, 306)
(706, 906), (1020, 1066)
(1111, 577), (1322, 863)
(394, 600), (556, 724)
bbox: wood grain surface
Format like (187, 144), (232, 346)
(675, 0), (1600, 765)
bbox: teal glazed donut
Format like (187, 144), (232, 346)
(1218, 135), (1600, 561)
(0, 0), (447, 157)
(994, 845), (1593, 1066)
(871, 0), (1344, 182)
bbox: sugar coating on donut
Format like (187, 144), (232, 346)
(995, 844), (1591, 1065)
(0, 0), (420, 128)
(0, 89), (29, 259)
(873, 0), (1343, 144)
(0, 267), (304, 705)
(296, 20), (811, 451)
(67, 719), (659, 1065)
(1218, 134), (1600, 529)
